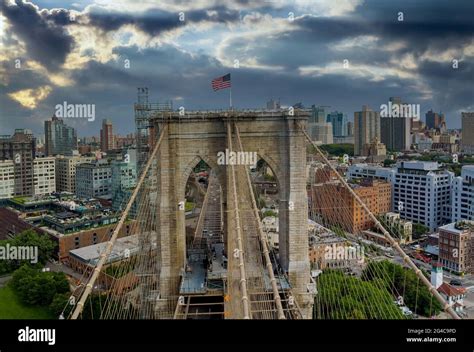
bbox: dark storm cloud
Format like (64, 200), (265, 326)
(294, 12), (474, 55)
(86, 6), (241, 35)
(1, 0), (473, 136)
(418, 59), (474, 83)
(0, 0), (74, 70)
(0, 60), (57, 133)
(357, 0), (474, 24)
(69, 45), (225, 100)
(0, 60), (51, 92)
(41, 8), (76, 26)
(0, 44), (228, 135)
(416, 59), (474, 115)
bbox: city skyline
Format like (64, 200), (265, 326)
(1, 0), (474, 331)
(1, 0), (473, 136)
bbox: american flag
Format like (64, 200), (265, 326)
(211, 73), (231, 91)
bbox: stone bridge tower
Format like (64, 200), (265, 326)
(149, 109), (313, 318)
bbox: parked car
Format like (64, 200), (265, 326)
(450, 279), (462, 286)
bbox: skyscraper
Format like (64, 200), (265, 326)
(380, 97), (412, 152)
(346, 121), (354, 136)
(461, 112), (474, 154)
(426, 109), (446, 130)
(44, 116), (78, 156)
(100, 119), (114, 152)
(0, 129), (36, 196)
(354, 105), (380, 156)
(326, 111), (347, 137)
(309, 105), (333, 145)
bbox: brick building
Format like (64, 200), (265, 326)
(312, 178), (391, 234)
(438, 221), (474, 274)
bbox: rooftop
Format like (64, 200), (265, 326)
(9, 195), (56, 206)
(351, 163), (392, 171)
(437, 282), (466, 297)
(397, 161), (440, 171)
(69, 234), (146, 266)
(439, 221), (474, 233)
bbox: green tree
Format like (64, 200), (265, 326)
(49, 292), (74, 318)
(314, 270), (403, 319)
(263, 210), (277, 218)
(50, 293), (105, 319)
(362, 260), (442, 317)
(383, 159), (396, 167)
(0, 229), (56, 274)
(10, 265), (70, 306)
(319, 144), (354, 157)
(412, 223), (429, 239)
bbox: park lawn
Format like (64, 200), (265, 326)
(0, 285), (54, 319)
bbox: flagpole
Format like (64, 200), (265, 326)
(229, 86), (232, 110)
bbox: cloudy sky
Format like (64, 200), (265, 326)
(0, 0), (473, 136)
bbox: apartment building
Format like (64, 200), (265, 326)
(56, 155), (95, 193)
(33, 157), (56, 195)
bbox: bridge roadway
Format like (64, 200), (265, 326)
(174, 128), (299, 319)
(175, 172), (227, 319)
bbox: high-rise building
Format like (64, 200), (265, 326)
(0, 129), (36, 196)
(56, 155), (96, 193)
(393, 161), (453, 231)
(312, 178), (391, 234)
(75, 161), (112, 199)
(354, 105), (380, 156)
(44, 116), (78, 156)
(349, 161), (454, 231)
(33, 157), (56, 195)
(100, 119), (114, 152)
(309, 105), (333, 145)
(346, 121), (354, 136)
(452, 165), (474, 222)
(438, 221), (474, 274)
(461, 112), (474, 154)
(380, 97), (411, 152)
(0, 160), (15, 199)
(425, 109), (446, 130)
(327, 111), (347, 137)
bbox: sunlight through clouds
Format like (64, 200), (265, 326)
(8, 85), (52, 109)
